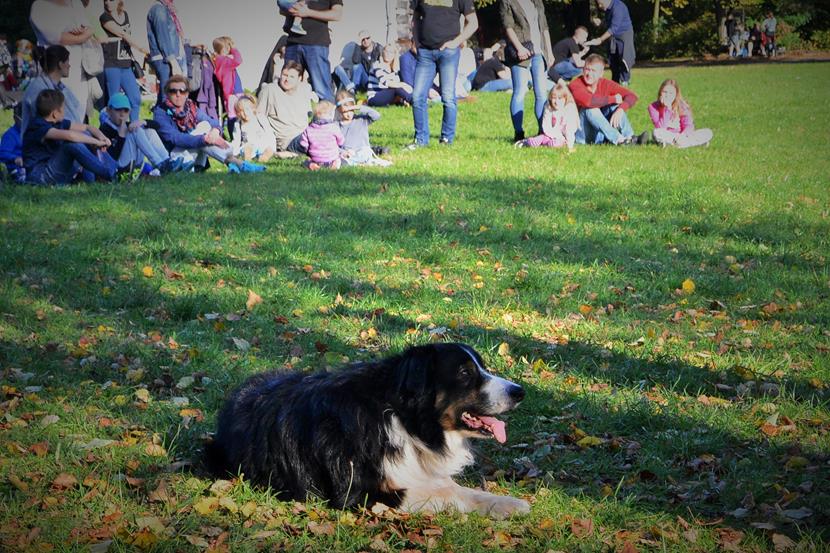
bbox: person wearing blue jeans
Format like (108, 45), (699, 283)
(147, 0), (187, 105)
(576, 105), (633, 144)
(23, 89), (117, 186)
(500, 0), (554, 142)
(409, 0), (478, 147)
(100, 0), (149, 122)
(551, 27), (590, 82)
(280, 0), (343, 103)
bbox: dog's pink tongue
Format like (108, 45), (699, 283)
(479, 416), (507, 444)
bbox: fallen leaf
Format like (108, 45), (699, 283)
(145, 443), (167, 457)
(185, 535), (210, 548)
(780, 507), (812, 520)
(52, 472), (78, 490)
(29, 441), (49, 457)
(571, 518), (594, 538)
(142, 266), (154, 278)
(772, 533), (796, 552)
(134, 389), (151, 403)
(231, 337), (250, 351)
(246, 289), (262, 311)
(193, 497), (220, 515)
(148, 480), (172, 504)
(40, 414), (60, 428)
(497, 342), (510, 356)
(576, 436), (604, 448)
(307, 521), (336, 536)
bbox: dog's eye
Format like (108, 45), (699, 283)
(459, 365), (474, 379)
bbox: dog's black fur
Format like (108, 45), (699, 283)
(205, 343), (525, 511)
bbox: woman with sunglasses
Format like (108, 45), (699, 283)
(152, 75), (264, 174)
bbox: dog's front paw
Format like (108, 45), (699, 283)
(482, 495), (531, 519)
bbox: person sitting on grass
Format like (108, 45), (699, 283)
(648, 79), (713, 149)
(152, 75), (264, 174)
(568, 54), (649, 146)
(299, 100), (343, 170)
(257, 60), (317, 158)
(551, 26), (590, 81)
(23, 89), (117, 186)
(515, 81), (579, 151)
(234, 94), (276, 163)
(100, 92), (187, 180)
(0, 104), (24, 182)
(367, 44), (413, 108)
(335, 89), (391, 167)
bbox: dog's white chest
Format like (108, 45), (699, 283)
(381, 416), (474, 490)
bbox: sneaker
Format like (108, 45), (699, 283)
(513, 130), (525, 142)
(289, 21), (306, 36)
(181, 160), (196, 173)
(439, 137), (452, 146)
(227, 163), (241, 174)
(404, 142), (426, 151)
(372, 146), (391, 156)
(240, 161), (266, 173)
(514, 140), (526, 148)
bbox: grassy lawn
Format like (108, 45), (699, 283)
(0, 61), (828, 552)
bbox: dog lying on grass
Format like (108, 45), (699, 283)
(206, 342), (530, 518)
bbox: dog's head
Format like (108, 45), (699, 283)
(393, 343), (525, 445)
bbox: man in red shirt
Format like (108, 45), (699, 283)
(568, 54), (649, 145)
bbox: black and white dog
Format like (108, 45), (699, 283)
(205, 343), (530, 517)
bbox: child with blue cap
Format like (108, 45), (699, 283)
(100, 92), (187, 180)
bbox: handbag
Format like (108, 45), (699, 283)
(131, 56), (145, 80)
(81, 39), (105, 76)
(504, 40), (534, 67)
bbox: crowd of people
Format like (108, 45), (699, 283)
(725, 10), (779, 59)
(0, 0), (715, 186)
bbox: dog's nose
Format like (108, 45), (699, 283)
(508, 383), (525, 402)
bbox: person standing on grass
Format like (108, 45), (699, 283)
(146, 0), (186, 104)
(279, 0), (342, 103)
(500, 0), (554, 142)
(585, 0), (635, 85)
(568, 53), (648, 146)
(152, 75), (264, 174)
(408, 0), (478, 148)
(100, 0), (148, 123)
(257, 60), (318, 157)
(762, 11), (777, 56)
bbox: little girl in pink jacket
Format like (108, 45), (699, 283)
(648, 79), (713, 148)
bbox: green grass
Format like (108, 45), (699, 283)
(1, 62), (829, 552)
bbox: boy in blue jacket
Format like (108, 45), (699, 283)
(0, 104), (23, 181)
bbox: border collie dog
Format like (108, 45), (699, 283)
(206, 343), (530, 517)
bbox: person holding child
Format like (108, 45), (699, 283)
(568, 53), (649, 146)
(23, 88), (117, 185)
(99, 91), (185, 179)
(257, 60), (317, 157)
(367, 45), (413, 107)
(100, 0), (148, 123)
(336, 89), (391, 167)
(234, 95), (276, 163)
(648, 79), (713, 148)
(152, 75), (264, 174)
(514, 81), (579, 151)
(298, 100), (343, 170)
(585, 0), (636, 85)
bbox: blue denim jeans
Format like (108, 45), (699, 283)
(412, 46), (460, 145)
(117, 128), (170, 169)
(151, 59), (171, 106)
(510, 54), (547, 135)
(553, 60), (582, 81)
(575, 105), (634, 145)
(479, 79), (513, 92)
(105, 67), (142, 121)
(332, 64), (370, 92)
(30, 142), (117, 185)
(285, 44), (334, 102)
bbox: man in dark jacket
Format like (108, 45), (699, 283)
(586, 0), (635, 85)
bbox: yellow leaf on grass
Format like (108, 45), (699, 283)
(193, 496), (220, 515)
(682, 279), (696, 295)
(579, 304), (594, 315)
(240, 501), (257, 518)
(576, 436), (604, 448)
(145, 443), (167, 457)
(135, 389), (151, 403)
(497, 342), (510, 357)
(246, 289), (263, 311)
(218, 496), (238, 513)
(142, 266), (154, 278)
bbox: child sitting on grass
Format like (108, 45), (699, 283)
(99, 92), (187, 180)
(234, 94), (275, 163)
(648, 79), (713, 149)
(335, 89), (391, 167)
(0, 104), (24, 182)
(515, 82), (579, 151)
(23, 89), (117, 185)
(299, 100), (344, 170)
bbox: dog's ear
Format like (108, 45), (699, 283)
(394, 346), (435, 397)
